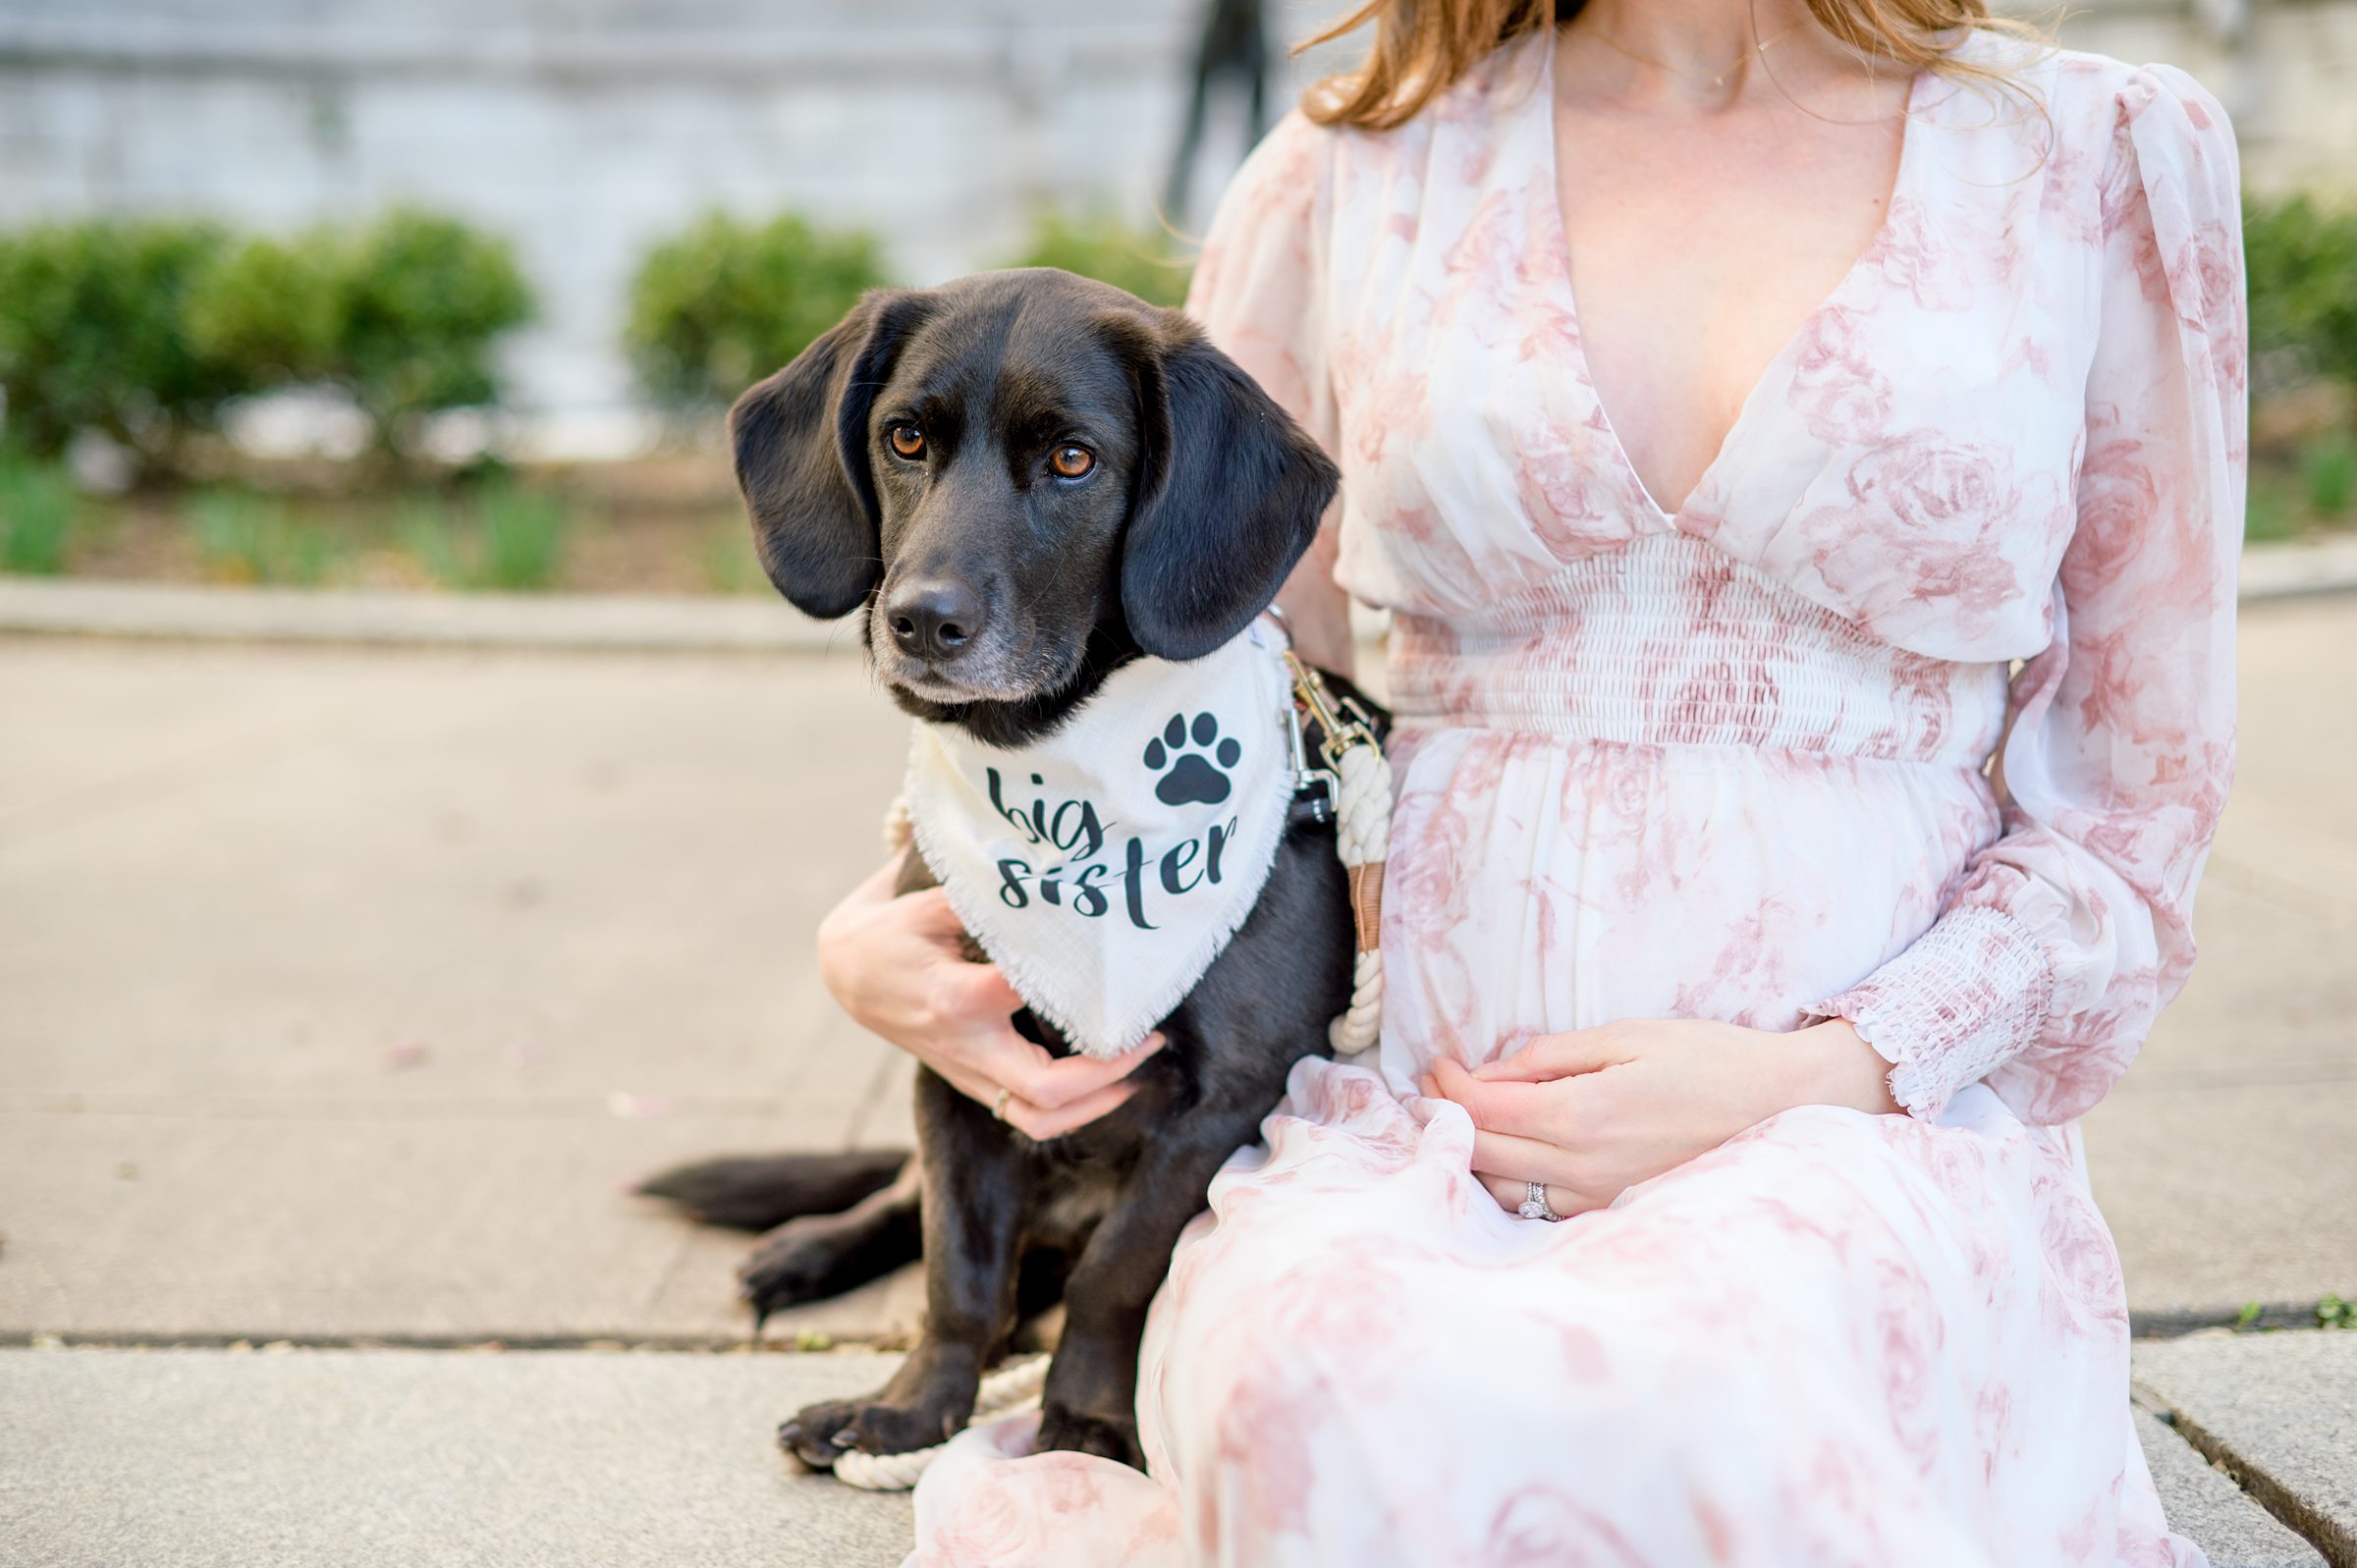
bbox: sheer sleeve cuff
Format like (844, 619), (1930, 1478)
(1805, 906), (2057, 1121)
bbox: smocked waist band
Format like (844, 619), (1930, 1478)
(1385, 536), (2009, 767)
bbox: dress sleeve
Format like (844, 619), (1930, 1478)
(1806, 63), (2248, 1124)
(1183, 110), (1353, 673)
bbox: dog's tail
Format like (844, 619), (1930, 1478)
(634, 1150), (910, 1232)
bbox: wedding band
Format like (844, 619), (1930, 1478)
(992, 1087), (1012, 1122)
(1517, 1180), (1563, 1222)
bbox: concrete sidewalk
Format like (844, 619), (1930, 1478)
(0, 1337), (2343, 1568)
(0, 593), (2351, 1563)
(2, 599), (2349, 1341)
(0, 635), (921, 1346)
(0, 1346), (916, 1568)
(2138, 1332), (2357, 1565)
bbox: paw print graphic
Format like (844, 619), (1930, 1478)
(1143, 713), (1241, 806)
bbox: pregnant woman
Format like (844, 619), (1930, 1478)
(819, 0), (2246, 1560)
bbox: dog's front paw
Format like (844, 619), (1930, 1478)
(778, 1390), (972, 1470)
(1035, 1402), (1144, 1469)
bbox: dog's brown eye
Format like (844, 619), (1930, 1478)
(888, 425), (925, 460)
(1050, 445), (1094, 479)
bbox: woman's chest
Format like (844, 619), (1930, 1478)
(1319, 77), (2109, 660)
(1550, 92), (1914, 518)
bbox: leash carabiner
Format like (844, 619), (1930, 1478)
(1283, 649), (1380, 769)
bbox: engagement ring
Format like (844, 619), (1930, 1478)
(1518, 1180), (1562, 1222)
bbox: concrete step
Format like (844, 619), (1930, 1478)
(2, 1343), (2335, 1568)
(2136, 1331), (2356, 1568)
(0, 1346), (917, 1568)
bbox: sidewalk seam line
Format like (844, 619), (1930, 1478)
(2133, 1378), (2356, 1567)
(0, 1329), (907, 1353)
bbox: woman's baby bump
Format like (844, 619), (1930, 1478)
(1378, 727), (2001, 1070)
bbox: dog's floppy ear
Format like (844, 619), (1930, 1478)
(728, 289), (931, 620)
(1118, 314), (1341, 662)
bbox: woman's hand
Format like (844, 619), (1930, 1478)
(1417, 1017), (1899, 1218)
(816, 855), (1166, 1141)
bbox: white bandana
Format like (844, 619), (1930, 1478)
(903, 618), (1297, 1058)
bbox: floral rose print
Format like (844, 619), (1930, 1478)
(901, 28), (2241, 1568)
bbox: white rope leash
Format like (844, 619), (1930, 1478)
(829, 1354), (1050, 1491)
(1322, 733), (1391, 1054)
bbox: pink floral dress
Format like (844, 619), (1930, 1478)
(904, 28), (2244, 1567)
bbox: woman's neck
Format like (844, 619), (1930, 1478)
(1559, 0), (1868, 108)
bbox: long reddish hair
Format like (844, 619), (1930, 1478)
(1298, 0), (2044, 131)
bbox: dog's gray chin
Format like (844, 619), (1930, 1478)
(870, 622), (1069, 708)
(878, 656), (1053, 707)
(890, 673), (1014, 705)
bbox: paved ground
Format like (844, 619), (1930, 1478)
(0, 1339), (2342, 1568)
(0, 636), (921, 1345)
(0, 1346), (916, 1568)
(0, 590), (2351, 1563)
(2078, 593), (2357, 1323)
(2138, 1330), (2357, 1566)
(3, 596), (2350, 1340)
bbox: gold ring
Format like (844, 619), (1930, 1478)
(992, 1086), (1012, 1122)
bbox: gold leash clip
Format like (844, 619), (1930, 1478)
(1283, 649), (1379, 768)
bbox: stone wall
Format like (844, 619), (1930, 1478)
(2041, 0), (2357, 195)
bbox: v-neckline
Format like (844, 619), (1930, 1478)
(1529, 31), (1932, 527)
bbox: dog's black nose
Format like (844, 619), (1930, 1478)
(883, 579), (983, 662)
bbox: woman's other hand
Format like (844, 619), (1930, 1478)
(816, 855), (1166, 1141)
(1417, 1018), (1899, 1217)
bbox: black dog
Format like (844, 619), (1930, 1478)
(642, 269), (1374, 1470)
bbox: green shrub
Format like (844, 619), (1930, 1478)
(0, 209), (530, 472)
(0, 219), (253, 466)
(0, 454), (78, 573)
(1004, 213), (1194, 309)
(472, 484), (567, 590)
(188, 209), (534, 459)
(2244, 473), (2300, 542)
(624, 213), (889, 409)
(181, 231), (344, 389)
(336, 210), (535, 452)
(188, 489), (337, 585)
(704, 515), (764, 594)
(2299, 431), (2356, 517)
(395, 493), (466, 586)
(2245, 193), (2357, 393)
(398, 483), (569, 590)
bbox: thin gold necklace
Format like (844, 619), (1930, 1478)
(1586, 18), (1809, 89)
